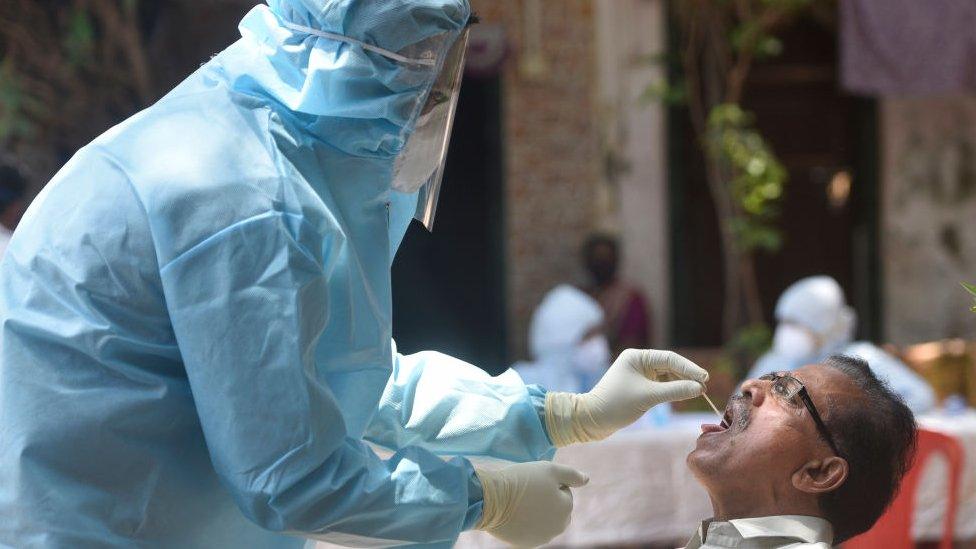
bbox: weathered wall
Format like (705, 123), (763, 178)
(472, 0), (603, 359)
(882, 97), (976, 344)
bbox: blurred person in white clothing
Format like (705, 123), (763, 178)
(514, 285), (612, 393)
(747, 275), (936, 414)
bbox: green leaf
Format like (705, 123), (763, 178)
(746, 157), (767, 176)
(63, 8), (95, 67)
(755, 36), (783, 59)
(731, 22), (761, 53)
(0, 58), (37, 142)
(725, 322), (773, 363)
(707, 102), (787, 253)
(964, 282), (976, 312)
(641, 78), (687, 106)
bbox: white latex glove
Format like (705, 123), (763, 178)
(545, 349), (708, 446)
(476, 461), (589, 547)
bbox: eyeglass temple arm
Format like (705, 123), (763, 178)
(798, 389), (841, 455)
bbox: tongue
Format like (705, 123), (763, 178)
(700, 423), (726, 434)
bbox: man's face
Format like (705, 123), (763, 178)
(687, 364), (857, 497)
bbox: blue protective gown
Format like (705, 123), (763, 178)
(0, 1), (554, 547)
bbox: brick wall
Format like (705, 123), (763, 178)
(472, 0), (602, 359)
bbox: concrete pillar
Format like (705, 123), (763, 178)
(594, 0), (670, 345)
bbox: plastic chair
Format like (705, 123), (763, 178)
(844, 429), (964, 549)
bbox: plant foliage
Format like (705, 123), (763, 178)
(964, 282), (976, 313)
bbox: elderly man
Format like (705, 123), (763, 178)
(686, 355), (917, 548)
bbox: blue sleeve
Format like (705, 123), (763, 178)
(364, 347), (556, 462)
(159, 213), (482, 545)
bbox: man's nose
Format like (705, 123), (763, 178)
(740, 378), (768, 406)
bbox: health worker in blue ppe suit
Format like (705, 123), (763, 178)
(746, 276), (936, 414)
(0, 1), (710, 548)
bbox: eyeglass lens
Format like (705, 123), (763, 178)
(759, 373), (802, 406)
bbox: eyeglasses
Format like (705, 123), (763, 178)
(758, 372), (841, 456)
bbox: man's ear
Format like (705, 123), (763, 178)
(792, 456), (848, 495)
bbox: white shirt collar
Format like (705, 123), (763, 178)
(686, 515), (833, 548)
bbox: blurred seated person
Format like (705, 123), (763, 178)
(686, 355), (917, 548)
(513, 285), (611, 393)
(583, 233), (653, 355)
(747, 276), (936, 414)
(0, 164), (27, 258)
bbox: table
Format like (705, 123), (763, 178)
(453, 411), (976, 548)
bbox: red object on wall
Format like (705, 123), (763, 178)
(845, 429), (964, 549)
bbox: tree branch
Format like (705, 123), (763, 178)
(725, 5), (793, 104)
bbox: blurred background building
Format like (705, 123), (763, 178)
(2, 0), (975, 377)
(4, 2), (976, 547)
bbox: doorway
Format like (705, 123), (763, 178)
(391, 76), (508, 374)
(669, 15), (880, 346)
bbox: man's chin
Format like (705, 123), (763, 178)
(687, 427), (734, 476)
(686, 446), (714, 483)
(687, 443), (714, 472)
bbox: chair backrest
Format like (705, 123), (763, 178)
(844, 429), (964, 549)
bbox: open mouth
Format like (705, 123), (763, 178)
(700, 404), (735, 435)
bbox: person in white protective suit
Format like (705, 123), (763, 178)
(747, 276), (936, 414)
(0, 1), (710, 547)
(514, 285), (613, 393)
(515, 285), (673, 427)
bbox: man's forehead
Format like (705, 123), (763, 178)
(794, 363), (845, 385)
(793, 363), (860, 412)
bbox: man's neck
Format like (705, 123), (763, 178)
(708, 488), (823, 522)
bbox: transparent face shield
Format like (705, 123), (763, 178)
(391, 30), (470, 231)
(279, 21), (470, 231)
